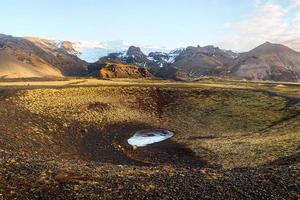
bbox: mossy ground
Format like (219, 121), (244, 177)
(0, 79), (299, 199)
(15, 81), (300, 168)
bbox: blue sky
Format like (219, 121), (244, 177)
(1, 0), (300, 50)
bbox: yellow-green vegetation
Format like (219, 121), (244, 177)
(16, 82), (300, 169)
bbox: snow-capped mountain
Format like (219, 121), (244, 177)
(96, 46), (185, 75)
(147, 49), (184, 66)
(1, 33), (300, 81)
(56, 40), (170, 63)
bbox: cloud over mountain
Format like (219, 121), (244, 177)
(220, 0), (300, 51)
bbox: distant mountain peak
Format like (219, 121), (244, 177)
(127, 46), (145, 57)
(252, 41), (295, 54)
(56, 41), (79, 55)
(263, 41), (272, 45)
(232, 41), (300, 81)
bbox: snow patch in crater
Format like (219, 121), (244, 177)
(128, 129), (175, 147)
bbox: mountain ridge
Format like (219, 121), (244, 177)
(0, 33), (300, 81)
(230, 41), (300, 81)
(0, 34), (88, 78)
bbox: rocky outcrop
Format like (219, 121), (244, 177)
(99, 62), (152, 79)
(126, 46), (147, 60)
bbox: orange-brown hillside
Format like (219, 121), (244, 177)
(99, 62), (152, 79)
(0, 34), (87, 79)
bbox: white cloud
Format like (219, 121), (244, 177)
(292, 11), (300, 31)
(293, 0), (300, 5)
(220, 1), (300, 52)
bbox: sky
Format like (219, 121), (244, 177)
(1, 0), (300, 51)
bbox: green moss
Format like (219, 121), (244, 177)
(16, 84), (300, 169)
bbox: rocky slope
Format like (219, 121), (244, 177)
(159, 46), (238, 80)
(0, 35), (62, 78)
(98, 62), (152, 79)
(0, 34), (87, 78)
(231, 42), (300, 81)
(25, 37), (87, 76)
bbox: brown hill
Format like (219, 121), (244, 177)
(159, 46), (237, 80)
(170, 47), (225, 76)
(99, 62), (152, 79)
(0, 34), (86, 78)
(0, 51), (64, 79)
(25, 37), (87, 76)
(231, 42), (300, 81)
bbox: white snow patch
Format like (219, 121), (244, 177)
(166, 49), (184, 63)
(128, 129), (175, 147)
(55, 41), (63, 49)
(147, 56), (155, 61)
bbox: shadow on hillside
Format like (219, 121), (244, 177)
(264, 154), (300, 166)
(79, 121), (209, 168)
